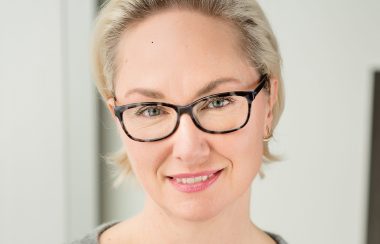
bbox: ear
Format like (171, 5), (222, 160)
(106, 97), (118, 121)
(106, 97), (127, 138)
(264, 77), (278, 131)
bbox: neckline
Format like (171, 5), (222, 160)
(96, 220), (284, 244)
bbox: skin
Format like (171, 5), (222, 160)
(102, 8), (278, 244)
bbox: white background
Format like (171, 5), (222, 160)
(1, 0), (379, 243)
(0, 0), (97, 243)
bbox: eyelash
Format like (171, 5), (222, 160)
(200, 97), (235, 110)
(135, 106), (168, 117)
(134, 96), (234, 117)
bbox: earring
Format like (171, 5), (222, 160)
(263, 125), (272, 142)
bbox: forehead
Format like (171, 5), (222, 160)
(114, 8), (257, 103)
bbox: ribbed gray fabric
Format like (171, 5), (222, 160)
(70, 221), (288, 244)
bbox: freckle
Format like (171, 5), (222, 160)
(151, 41), (154, 44)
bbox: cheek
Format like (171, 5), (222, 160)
(114, 121), (157, 175)
(116, 123), (169, 183)
(123, 139), (161, 173)
(212, 105), (265, 180)
(217, 105), (264, 157)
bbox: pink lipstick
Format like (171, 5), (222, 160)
(168, 169), (223, 193)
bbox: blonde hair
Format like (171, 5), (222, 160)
(92, 0), (285, 177)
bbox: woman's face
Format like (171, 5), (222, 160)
(109, 9), (275, 221)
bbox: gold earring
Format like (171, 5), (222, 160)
(263, 125), (272, 142)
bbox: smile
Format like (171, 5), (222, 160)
(174, 174), (213, 184)
(167, 169), (223, 193)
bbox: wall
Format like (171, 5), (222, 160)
(0, 0), (97, 243)
(252, 0), (380, 243)
(0, 1), (65, 243)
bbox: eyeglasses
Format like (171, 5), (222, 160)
(113, 74), (269, 142)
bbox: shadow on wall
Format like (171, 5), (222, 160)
(367, 71), (380, 244)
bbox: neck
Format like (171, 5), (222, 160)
(137, 187), (262, 244)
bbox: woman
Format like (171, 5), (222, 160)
(74, 0), (286, 243)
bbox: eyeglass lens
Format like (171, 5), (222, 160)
(121, 94), (249, 141)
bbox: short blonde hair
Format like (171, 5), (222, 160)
(92, 0), (285, 176)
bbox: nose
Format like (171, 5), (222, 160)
(170, 114), (210, 166)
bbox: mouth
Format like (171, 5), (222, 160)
(167, 169), (223, 193)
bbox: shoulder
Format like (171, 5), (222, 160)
(265, 231), (288, 244)
(69, 221), (120, 244)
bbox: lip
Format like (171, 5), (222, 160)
(167, 169), (223, 193)
(168, 169), (221, 179)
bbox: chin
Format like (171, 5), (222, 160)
(165, 197), (226, 222)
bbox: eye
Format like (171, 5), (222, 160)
(136, 106), (167, 118)
(204, 97), (234, 109)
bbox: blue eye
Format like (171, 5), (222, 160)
(205, 97), (233, 109)
(136, 106), (165, 117)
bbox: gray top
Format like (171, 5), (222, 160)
(70, 221), (288, 244)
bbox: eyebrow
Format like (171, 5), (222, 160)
(124, 88), (165, 99)
(123, 78), (241, 100)
(195, 78), (240, 97)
